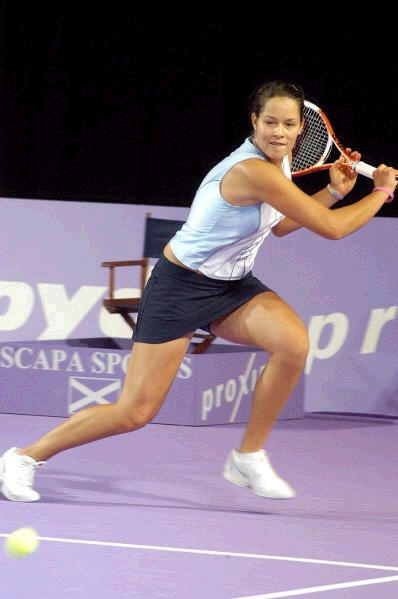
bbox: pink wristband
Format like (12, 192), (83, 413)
(373, 186), (394, 203)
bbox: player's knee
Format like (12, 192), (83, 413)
(283, 327), (309, 367)
(117, 403), (160, 433)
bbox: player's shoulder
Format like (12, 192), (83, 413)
(232, 157), (283, 182)
(222, 158), (287, 203)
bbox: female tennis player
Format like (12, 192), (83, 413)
(1, 81), (396, 502)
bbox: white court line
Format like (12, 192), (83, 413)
(233, 575), (398, 598)
(1, 533), (398, 574)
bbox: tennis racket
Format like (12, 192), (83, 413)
(291, 100), (385, 179)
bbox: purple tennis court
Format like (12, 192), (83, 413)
(1, 18), (397, 599)
(1, 412), (397, 598)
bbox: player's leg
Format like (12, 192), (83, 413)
(0, 335), (192, 501)
(211, 291), (309, 499)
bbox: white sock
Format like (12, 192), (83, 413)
(235, 449), (264, 461)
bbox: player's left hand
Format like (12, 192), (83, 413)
(329, 148), (361, 197)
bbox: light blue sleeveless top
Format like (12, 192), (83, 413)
(169, 137), (289, 280)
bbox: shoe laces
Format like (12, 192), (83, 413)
(16, 457), (43, 487)
(247, 451), (279, 479)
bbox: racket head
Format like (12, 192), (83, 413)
(292, 101), (393, 181)
(291, 100), (345, 176)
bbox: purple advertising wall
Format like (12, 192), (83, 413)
(1, 197), (397, 417)
(0, 340), (304, 425)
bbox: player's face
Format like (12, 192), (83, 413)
(251, 96), (303, 165)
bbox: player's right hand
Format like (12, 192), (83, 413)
(373, 164), (398, 191)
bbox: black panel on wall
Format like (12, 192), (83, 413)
(0, 12), (396, 217)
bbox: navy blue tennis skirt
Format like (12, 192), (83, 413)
(132, 255), (273, 343)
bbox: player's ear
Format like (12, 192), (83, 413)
(251, 113), (257, 130)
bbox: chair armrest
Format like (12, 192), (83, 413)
(101, 260), (146, 268)
(102, 258), (148, 300)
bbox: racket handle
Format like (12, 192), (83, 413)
(353, 161), (376, 179)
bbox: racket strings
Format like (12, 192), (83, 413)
(292, 107), (331, 172)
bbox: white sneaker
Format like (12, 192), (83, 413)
(223, 449), (296, 499)
(0, 447), (45, 502)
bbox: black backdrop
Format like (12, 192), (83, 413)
(1, 12), (397, 217)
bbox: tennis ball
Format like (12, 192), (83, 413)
(4, 527), (39, 557)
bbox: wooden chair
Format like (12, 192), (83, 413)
(101, 213), (216, 354)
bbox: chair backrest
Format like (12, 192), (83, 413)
(143, 216), (184, 259)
